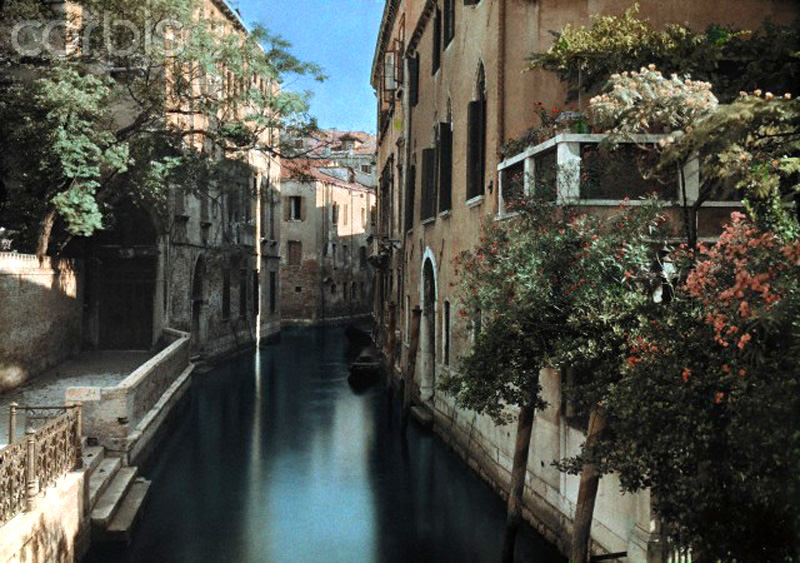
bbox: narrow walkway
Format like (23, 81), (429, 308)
(0, 351), (152, 444)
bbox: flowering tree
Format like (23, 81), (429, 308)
(589, 65), (799, 244)
(442, 198), (665, 562)
(443, 199), (577, 562)
(571, 213), (800, 561)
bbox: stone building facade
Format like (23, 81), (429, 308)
(45, 0), (281, 361)
(370, 0), (798, 561)
(280, 158), (376, 324)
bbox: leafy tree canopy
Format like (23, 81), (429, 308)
(0, 0), (325, 255)
(528, 4), (800, 103)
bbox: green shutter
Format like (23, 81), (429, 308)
(439, 123), (453, 212)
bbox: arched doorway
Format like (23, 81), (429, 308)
(421, 254), (437, 401)
(89, 201), (159, 350)
(191, 255), (205, 350)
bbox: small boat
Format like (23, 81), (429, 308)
(348, 346), (382, 391)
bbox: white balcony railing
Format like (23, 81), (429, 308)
(496, 133), (742, 219)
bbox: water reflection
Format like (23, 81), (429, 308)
(94, 326), (563, 563)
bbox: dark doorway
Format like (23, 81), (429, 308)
(422, 258), (436, 399)
(90, 202), (159, 350)
(191, 256), (205, 346)
(97, 257), (156, 350)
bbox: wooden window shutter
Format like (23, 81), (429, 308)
(438, 123), (453, 212)
(408, 55), (419, 107)
(466, 100), (481, 199)
(299, 196), (306, 221)
(421, 148), (436, 219)
(283, 196), (290, 221)
(405, 164), (416, 232)
(464, 0), (479, 5)
(479, 97), (487, 195)
(432, 8), (441, 75)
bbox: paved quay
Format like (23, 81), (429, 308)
(0, 351), (152, 445)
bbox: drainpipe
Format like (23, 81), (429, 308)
(496, 0), (506, 210)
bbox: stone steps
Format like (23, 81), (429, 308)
(82, 445), (105, 474)
(88, 456), (122, 507)
(85, 447), (152, 546)
(91, 466), (138, 529)
(101, 478), (151, 544)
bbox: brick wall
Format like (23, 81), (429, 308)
(0, 253), (83, 393)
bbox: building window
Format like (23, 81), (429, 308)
(405, 163), (416, 232)
(222, 269), (231, 320)
(331, 284), (337, 295)
(466, 64), (487, 200)
(409, 54), (420, 108)
(288, 196), (303, 221)
(332, 202), (339, 224)
(359, 246), (367, 269)
(438, 121), (453, 212)
(361, 207), (367, 227)
(361, 164), (371, 174)
(269, 271), (277, 313)
(288, 240), (302, 266)
(421, 148), (437, 220)
(443, 301), (451, 365)
(239, 270), (247, 319)
(443, 0), (455, 46)
(432, 7), (442, 75)
(295, 286), (302, 293)
(343, 204), (349, 225)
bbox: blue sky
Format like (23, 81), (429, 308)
(238, 0), (385, 133)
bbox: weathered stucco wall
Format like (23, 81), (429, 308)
(281, 178), (375, 324)
(0, 471), (88, 563)
(0, 253), (83, 393)
(373, 0), (800, 559)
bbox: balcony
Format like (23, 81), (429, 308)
(496, 133), (743, 239)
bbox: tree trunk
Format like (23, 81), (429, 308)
(36, 207), (57, 260)
(401, 306), (422, 434)
(501, 400), (536, 563)
(570, 407), (608, 563)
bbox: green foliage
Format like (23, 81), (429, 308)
(529, 4), (800, 103)
(0, 65), (128, 241)
(442, 198), (666, 425)
(659, 93), (800, 239)
(0, 0), (324, 253)
(588, 65), (800, 239)
(575, 214), (800, 561)
(589, 66), (718, 134)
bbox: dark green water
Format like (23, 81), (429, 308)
(91, 326), (564, 563)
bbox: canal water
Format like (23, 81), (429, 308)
(92, 326), (564, 562)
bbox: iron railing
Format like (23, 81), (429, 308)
(0, 404), (82, 526)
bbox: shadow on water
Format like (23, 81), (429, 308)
(86, 326), (565, 563)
